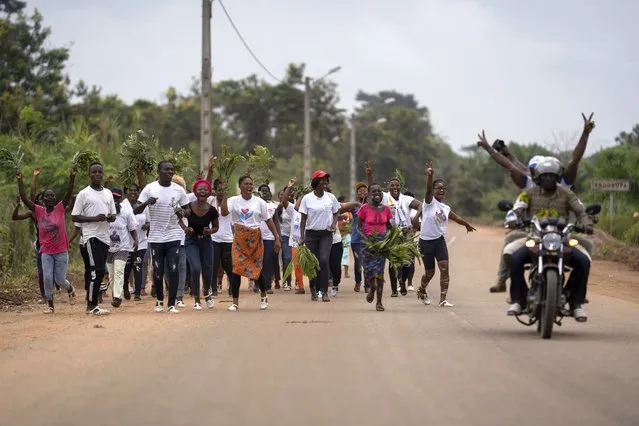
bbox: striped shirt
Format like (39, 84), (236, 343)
(138, 181), (189, 243)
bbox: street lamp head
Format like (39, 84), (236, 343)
(328, 66), (342, 75)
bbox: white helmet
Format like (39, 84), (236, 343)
(527, 155), (545, 177)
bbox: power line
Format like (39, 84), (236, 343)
(216, 0), (282, 83)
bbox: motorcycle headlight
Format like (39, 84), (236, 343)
(542, 233), (562, 251)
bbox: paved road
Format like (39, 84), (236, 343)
(1, 226), (638, 426)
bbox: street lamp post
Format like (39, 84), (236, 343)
(303, 66), (342, 183)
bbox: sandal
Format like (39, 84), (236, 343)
(366, 287), (375, 303)
(376, 303), (385, 311)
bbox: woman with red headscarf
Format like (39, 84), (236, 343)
(180, 179), (219, 310)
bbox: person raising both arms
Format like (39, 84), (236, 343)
(475, 113), (595, 191)
(415, 162), (476, 308)
(71, 162), (117, 316)
(134, 161), (190, 314)
(16, 167), (77, 313)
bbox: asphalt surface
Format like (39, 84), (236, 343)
(0, 225), (637, 426)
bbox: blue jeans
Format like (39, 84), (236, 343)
(262, 239), (275, 291)
(185, 238), (213, 298)
(165, 245), (188, 298)
(151, 241), (181, 307)
(281, 236), (293, 285)
(41, 252), (72, 301)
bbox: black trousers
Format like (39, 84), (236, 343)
(329, 242), (343, 288)
(212, 242), (233, 296)
(305, 230), (333, 294)
(81, 238), (109, 309)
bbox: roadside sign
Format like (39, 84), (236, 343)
(591, 180), (630, 192)
(591, 180), (631, 232)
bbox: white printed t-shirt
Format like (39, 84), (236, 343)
(382, 192), (415, 228)
(138, 181), (189, 244)
(227, 195), (269, 230)
(420, 198), (451, 241)
(259, 200), (277, 240)
(211, 197), (234, 244)
(71, 186), (117, 245)
(108, 208), (137, 253)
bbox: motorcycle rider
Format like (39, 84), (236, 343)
(505, 157), (593, 322)
(490, 155), (594, 293)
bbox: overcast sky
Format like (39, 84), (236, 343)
(29, 0), (639, 154)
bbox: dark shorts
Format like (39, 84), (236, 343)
(419, 236), (448, 269)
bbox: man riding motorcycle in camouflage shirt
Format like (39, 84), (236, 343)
(505, 157), (593, 322)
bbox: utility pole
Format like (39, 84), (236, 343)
(349, 115), (356, 201)
(200, 0), (213, 171)
(303, 76), (312, 183)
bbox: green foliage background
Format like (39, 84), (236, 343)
(1, 2), (638, 277)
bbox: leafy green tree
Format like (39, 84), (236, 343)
(0, 0), (70, 132)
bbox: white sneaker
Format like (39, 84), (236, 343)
(176, 300), (186, 308)
(422, 290), (431, 306)
(407, 285), (415, 291)
(506, 303), (522, 316)
(317, 290), (323, 300)
(573, 305), (588, 322)
(194, 302), (202, 311)
(439, 300), (453, 307)
(283, 284), (292, 291)
(331, 287), (338, 297)
(88, 306), (110, 316)
(205, 297), (215, 309)
(168, 306), (179, 314)
(228, 303), (238, 312)
(260, 297), (268, 310)
(155, 301), (164, 312)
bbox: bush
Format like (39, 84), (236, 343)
(622, 221), (639, 245)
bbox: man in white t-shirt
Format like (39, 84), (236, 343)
(135, 161), (189, 314)
(71, 161), (117, 316)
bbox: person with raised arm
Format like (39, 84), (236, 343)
(415, 162), (476, 308)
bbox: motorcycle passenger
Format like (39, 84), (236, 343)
(506, 157), (593, 322)
(490, 155), (544, 293)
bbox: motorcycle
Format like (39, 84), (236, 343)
(497, 200), (601, 339)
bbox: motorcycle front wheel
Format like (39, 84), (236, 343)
(541, 269), (559, 339)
